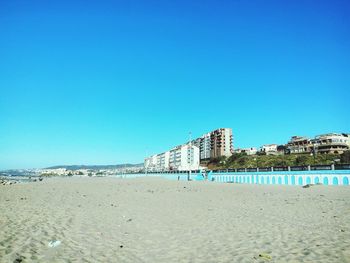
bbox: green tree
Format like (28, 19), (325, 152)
(294, 155), (309, 166)
(341, 151), (350, 163)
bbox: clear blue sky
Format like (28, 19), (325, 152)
(0, 0), (349, 169)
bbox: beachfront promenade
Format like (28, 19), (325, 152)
(118, 169), (350, 186)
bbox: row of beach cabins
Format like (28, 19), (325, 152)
(118, 163), (350, 186)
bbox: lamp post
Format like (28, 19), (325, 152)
(145, 147), (148, 175)
(188, 131), (192, 181)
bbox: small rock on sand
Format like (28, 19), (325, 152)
(258, 253), (272, 260)
(14, 255), (26, 263)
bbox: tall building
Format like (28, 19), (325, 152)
(168, 144), (200, 171)
(156, 151), (170, 171)
(287, 136), (313, 154)
(210, 128), (233, 158)
(200, 132), (211, 160)
(144, 128), (233, 171)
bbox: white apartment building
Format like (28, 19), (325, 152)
(260, 144), (278, 155)
(144, 155), (158, 172)
(145, 144), (200, 172)
(234, 147), (257, 155)
(169, 144), (200, 171)
(200, 132), (211, 160)
(156, 151), (170, 171)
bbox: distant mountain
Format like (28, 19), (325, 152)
(45, 164), (143, 170)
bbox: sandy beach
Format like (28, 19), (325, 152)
(0, 177), (349, 262)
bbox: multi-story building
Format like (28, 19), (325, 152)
(210, 128), (233, 158)
(234, 147), (257, 155)
(145, 130), (350, 171)
(144, 155), (158, 172)
(260, 144), (278, 155)
(156, 151), (170, 171)
(199, 132), (211, 160)
(190, 128), (233, 161)
(191, 137), (201, 150)
(284, 133), (350, 155)
(144, 128), (233, 171)
(168, 144), (200, 171)
(286, 136), (313, 154)
(313, 133), (350, 154)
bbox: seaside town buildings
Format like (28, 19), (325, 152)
(286, 133), (350, 155)
(191, 128), (233, 160)
(145, 131), (349, 171)
(196, 132), (211, 160)
(40, 168), (69, 176)
(37, 165), (144, 177)
(234, 147), (257, 155)
(210, 128), (233, 158)
(314, 133), (350, 154)
(254, 133), (350, 156)
(144, 145), (200, 172)
(231, 133), (350, 157)
(260, 144), (279, 155)
(144, 128), (233, 172)
(287, 136), (313, 154)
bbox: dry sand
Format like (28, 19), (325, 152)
(0, 177), (349, 263)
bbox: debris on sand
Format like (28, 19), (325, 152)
(303, 183), (323, 188)
(48, 240), (61, 248)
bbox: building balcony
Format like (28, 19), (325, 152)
(317, 142), (349, 148)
